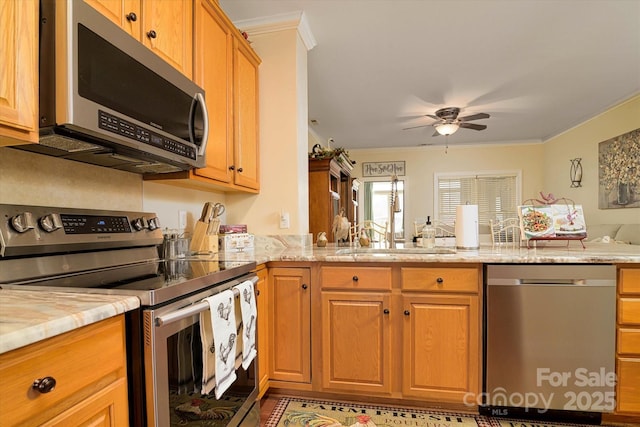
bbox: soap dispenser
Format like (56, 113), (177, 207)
(422, 216), (436, 249)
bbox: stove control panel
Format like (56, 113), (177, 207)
(0, 204), (163, 257)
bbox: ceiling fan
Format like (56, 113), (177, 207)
(403, 107), (490, 136)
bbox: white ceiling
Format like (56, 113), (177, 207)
(219, 0), (640, 149)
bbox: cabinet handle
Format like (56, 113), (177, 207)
(436, 277), (444, 284)
(229, 165), (235, 171)
(302, 284), (308, 290)
(352, 276), (359, 282)
(404, 310), (410, 316)
(32, 376), (56, 394)
(125, 12), (137, 22)
(383, 309), (390, 314)
(237, 167), (243, 173)
(255, 290), (260, 296)
(147, 30), (157, 39)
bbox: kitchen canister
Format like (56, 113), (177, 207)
(455, 204), (479, 249)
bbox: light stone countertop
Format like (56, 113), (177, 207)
(247, 235), (640, 264)
(0, 290), (139, 354)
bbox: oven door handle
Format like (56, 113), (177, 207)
(155, 276), (258, 327)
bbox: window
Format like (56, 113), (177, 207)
(363, 180), (404, 239)
(434, 171), (521, 231)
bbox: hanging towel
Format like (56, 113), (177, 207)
(200, 289), (237, 398)
(234, 280), (257, 369)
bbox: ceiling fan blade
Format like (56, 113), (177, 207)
(426, 114), (439, 120)
(402, 123), (433, 130)
(459, 113), (490, 122)
(459, 122), (487, 131)
(432, 130), (440, 137)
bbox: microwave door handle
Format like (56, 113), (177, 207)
(190, 92), (209, 157)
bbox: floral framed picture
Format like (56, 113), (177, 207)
(598, 128), (640, 209)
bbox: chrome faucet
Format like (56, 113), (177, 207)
(389, 175), (401, 248)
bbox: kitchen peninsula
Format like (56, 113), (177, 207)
(2, 240), (639, 425)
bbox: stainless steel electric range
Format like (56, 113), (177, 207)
(0, 204), (260, 427)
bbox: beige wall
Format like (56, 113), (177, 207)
(543, 94), (640, 225)
(348, 143), (546, 238)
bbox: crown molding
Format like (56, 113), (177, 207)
(233, 11), (317, 51)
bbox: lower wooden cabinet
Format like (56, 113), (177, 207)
(0, 315), (129, 427)
(402, 293), (479, 402)
(269, 266), (311, 384)
(616, 266), (640, 415)
(255, 265), (269, 397)
(318, 263), (481, 404)
(321, 291), (392, 394)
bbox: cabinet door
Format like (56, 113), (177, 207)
(141, 0), (192, 77)
(232, 39), (260, 190)
(84, 0), (141, 38)
(402, 294), (480, 403)
(0, 0), (38, 145)
(193, 0), (234, 184)
(269, 267), (311, 383)
(255, 266), (269, 397)
(617, 358), (640, 414)
(41, 378), (129, 427)
(321, 291), (392, 394)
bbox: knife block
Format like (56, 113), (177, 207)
(201, 234), (219, 255)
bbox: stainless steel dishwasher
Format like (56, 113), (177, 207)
(482, 264), (616, 424)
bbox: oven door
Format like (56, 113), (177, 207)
(142, 275), (259, 427)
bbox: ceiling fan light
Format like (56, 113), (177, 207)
(435, 123), (460, 135)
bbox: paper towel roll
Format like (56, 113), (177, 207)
(455, 205), (479, 249)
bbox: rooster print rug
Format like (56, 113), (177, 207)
(267, 397), (482, 427)
(266, 398), (610, 427)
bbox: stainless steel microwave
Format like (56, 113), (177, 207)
(17, 0), (208, 174)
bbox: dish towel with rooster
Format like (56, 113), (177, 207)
(234, 280), (257, 369)
(200, 289), (237, 399)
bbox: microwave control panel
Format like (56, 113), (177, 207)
(98, 110), (196, 160)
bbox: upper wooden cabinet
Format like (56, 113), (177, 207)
(85, 0), (193, 78)
(145, 0), (261, 193)
(0, 0), (38, 146)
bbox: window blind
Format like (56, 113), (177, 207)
(437, 174), (518, 227)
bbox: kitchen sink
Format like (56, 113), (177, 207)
(336, 247), (457, 256)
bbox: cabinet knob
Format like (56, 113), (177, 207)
(383, 309), (390, 314)
(237, 167), (243, 173)
(125, 12), (137, 22)
(302, 284), (308, 290)
(436, 277), (444, 284)
(32, 376), (56, 394)
(229, 165), (235, 171)
(352, 276), (359, 282)
(404, 310), (410, 316)
(255, 289), (260, 296)
(147, 30), (157, 39)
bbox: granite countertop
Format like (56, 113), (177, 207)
(248, 236), (640, 264)
(0, 290), (139, 354)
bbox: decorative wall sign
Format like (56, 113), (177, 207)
(598, 128), (639, 209)
(362, 161), (405, 177)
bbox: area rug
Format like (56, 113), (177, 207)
(265, 397), (606, 427)
(265, 397), (487, 427)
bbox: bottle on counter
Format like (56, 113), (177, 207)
(422, 216), (436, 249)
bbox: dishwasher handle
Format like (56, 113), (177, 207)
(488, 278), (615, 286)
